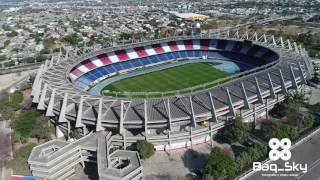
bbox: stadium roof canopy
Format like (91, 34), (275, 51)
(171, 12), (209, 21)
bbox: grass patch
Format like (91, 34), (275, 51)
(102, 63), (231, 96)
(0, 91), (24, 120)
(7, 143), (37, 175)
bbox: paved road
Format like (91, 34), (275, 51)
(0, 121), (12, 180)
(247, 132), (320, 180)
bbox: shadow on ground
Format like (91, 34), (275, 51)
(145, 174), (195, 180)
(80, 162), (99, 180)
(181, 149), (208, 179)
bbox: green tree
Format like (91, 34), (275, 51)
(40, 48), (50, 55)
(286, 90), (309, 126)
(69, 128), (81, 139)
(11, 131), (21, 143)
(0, 55), (6, 61)
(6, 30), (18, 37)
(13, 109), (40, 142)
(235, 143), (267, 171)
(63, 33), (83, 45)
(135, 140), (155, 159)
(301, 115), (316, 129)
(4, 40), (10, 47)
(22, 57), (36, 63)
(235, 152), (252, 170)
(287, 90), (309, 107)
(311, 103), (320, 116)
(31, 116), (51, 141)
(261, 120), (299, 140)
(223, 117), (250, 144)
(35, 55), (47, 62)
(204, 147), (236, 179)
(4, 60), (15, 67)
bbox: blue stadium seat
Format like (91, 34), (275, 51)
(98, 67), (109, 75)
(130, 59), (143, 67)
(158, 54), (168, 61)
(179, 51), (187, 58)
(225, 41), (235, 51)
(171, 52), (180, 59)
(91, 69), (104, 79)
(139, 57), (152, 65)
(112, 63), (124, 71)
(105, 66), (116, 74)
(76, 76), (90, 85)
(83, 73), (96, 82)
(148, 56), (159, 63)
(120, 61), (134, 69)
(74, 80), (87, 89)
(194, 51), (201, 57)
(207, 51), (215, 58)
(187, 51), (194, 57)
(145, 57), (152, 64)
(166, 53), (174, 60)
(128, 61), (135, 68)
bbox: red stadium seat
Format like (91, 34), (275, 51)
(81, 59), (96, 70)
(97, 54), (112, 65)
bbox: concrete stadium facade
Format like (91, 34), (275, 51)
(28, 30), (313, 179)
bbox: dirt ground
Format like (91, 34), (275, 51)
(143, 142), (231, 180)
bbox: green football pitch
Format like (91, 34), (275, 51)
(101, 63), (231, 95)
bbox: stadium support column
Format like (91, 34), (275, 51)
(76, 96), (87, 135)
(167, 99), (172, 131)
(235, 30), (239, 39)
(43, 60), (49, 72)
(208, 92), (217, 123)
(272, 35), (277, 47)
(265, 98), (269, 120)
(189, 126), (193, 148)
(144, 100), (148, 141)
(298, 62), (307, 84)
(49, 56), (54, 68)
(280, 37), (285, 48)
(208, 92), (217, 147)
(32, 78), (42, 103)
(189, 96), (197, 128)
(58, 93), (70, 138)
(244, 31), (249, 40)
(254, 32), (258, 42)
(287, 40), (293, 50)
(55, 125), (64, 138)
(240, 82), (250, 109)
(267, 73), (276, 99)
(58, 93), (68, 123)
(294, 42), (300, 54)
(46, 88), (56, 117)
(253, 103), (257, 126)
(31, 64), (43, 97)
(56, 48), (62, 64)
(64, 48), (69, 61)
(254, 77), (264, 104)
(96, 98), (104, 132)
(289, 65), (298, 89)
(279, 69), (288, 94)
(37, 83), (48, 110)
(119, 100), (124, 135)
(225, 88), (236, 118)
(263, 34), (268, 43)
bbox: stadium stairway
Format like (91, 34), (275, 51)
(28, 132), (143, 180)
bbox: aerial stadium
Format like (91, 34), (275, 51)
(28, 30), (313, 180)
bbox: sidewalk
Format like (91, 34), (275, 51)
(0, 120), (12, 180)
